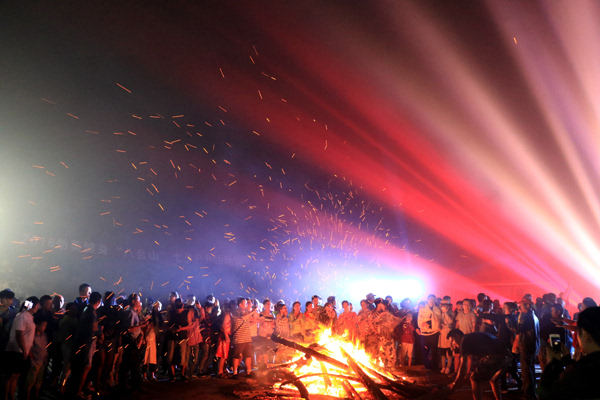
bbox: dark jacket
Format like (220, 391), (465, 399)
(481, 312), (513, 350)
(517, 309), (540, 356)
(538, 351), (600, 399)
(540, 315), (572, 352)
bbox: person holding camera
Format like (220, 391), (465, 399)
(538, 306), (600, 400)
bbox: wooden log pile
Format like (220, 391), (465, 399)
(262, 334), (449, 400)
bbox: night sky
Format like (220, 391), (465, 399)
(2, 1), (599, 307)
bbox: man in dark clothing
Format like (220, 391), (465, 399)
(0, 289), (17, 351)
(539, 303), (571, 372)
(97, 292), (120, 389)
(118, 293), (148, 391)
(479, 302), (522, 393)
(538, 306), (600, 400)
(448, 329), (511, 400)
(166, 298), (191, 381)
(74, 283), (92, 318)
(70, 291), (101, 398)
(517, 298), (540, 399)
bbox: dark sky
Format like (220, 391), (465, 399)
(1, 1), (597, 306)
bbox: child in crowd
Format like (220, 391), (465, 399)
(398, 312), (415, 366)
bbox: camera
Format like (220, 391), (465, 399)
(549, 334), (561, 353)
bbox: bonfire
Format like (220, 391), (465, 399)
(237, 328), (448, 400)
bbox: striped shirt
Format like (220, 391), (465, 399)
(232, 309), (252, 344)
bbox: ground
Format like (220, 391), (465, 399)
(35, 365), (531, 400)
(118, 366), (526, 400)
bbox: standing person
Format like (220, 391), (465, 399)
(255, 299), (275, 366)
(247, 299), (260, 365)
(398, 312), (415, 366)
(418, 294), (442, 371)
(336, 301), (357, 339)
(455, 298), (477, 375)
(454, 301), (463, 318)
(365, 293), (376, 311)
(481, 301), (521, 393)
(197, 301), (216, 376)
(24, 315), (49, 400)
(476, 293), (488, 312)
(274, 304), (290, 339)
(166, 292), (179, 313)
(537, 306), (600, 399)
(318, 302), (337, 330)
(303, 301), (316, 342)
(215, 301), (232, 377)
(3, 296), (40, 400)
(371, 299), (400, 368)
(52, 295), (65, 314)
(118, 294), (144, 389)
(74, 284), (91, 317)
(57, 303), (78, 393)
(49, 295), (64, 388)
(186, 300), (204, 378)
(231, 298), (255, 375)
(478, 299), (497, 336)
(447, 330), (511, 400)
(0, 289), (17, 351)
(97, 292), (119, 391)
(456, 298), (477, 334)
(288, 301), (305, 341)
(517, 297), (540, 399)
(165, 298), (191, 381)
(142, 301), (162, 381)
(310, 295), (324, 318)
(356, 300), (371, 347)
(70, 291), (102, 399)
(539, 303), (570, 372)
(399, 298), (413, 317)
(438, 301), (455, 374)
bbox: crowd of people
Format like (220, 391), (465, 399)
(0, 284), (599, 400)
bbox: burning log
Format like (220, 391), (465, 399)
(282, 372), (362, 385)
(340, 348), (389, 400)
(341, 379), (363, 400)
(280, 370), (311, 399)
(319, 362), (332, 390)
(356, 362), (429, 398)
(270, 334), (351, 371)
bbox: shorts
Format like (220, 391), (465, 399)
(26, 361), (46, 390)
(471, 354), (511, 382)
(399, 343), (414, 360)
(232, 342), (253, 359)
(167, 339), (189, 366)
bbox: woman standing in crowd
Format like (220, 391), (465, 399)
(288, 301), (304, 341)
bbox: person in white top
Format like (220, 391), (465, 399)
(418, 294), (442, 371)
(3, 296), (40, 400)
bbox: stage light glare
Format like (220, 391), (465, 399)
(349, 277), (424, 302)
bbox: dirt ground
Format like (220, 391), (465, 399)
(121, 366), (527, 400)
(34, 365), (530, 400)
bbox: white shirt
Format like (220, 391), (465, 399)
(6, 311), (35, 355)
(418, 305), (442, 335)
